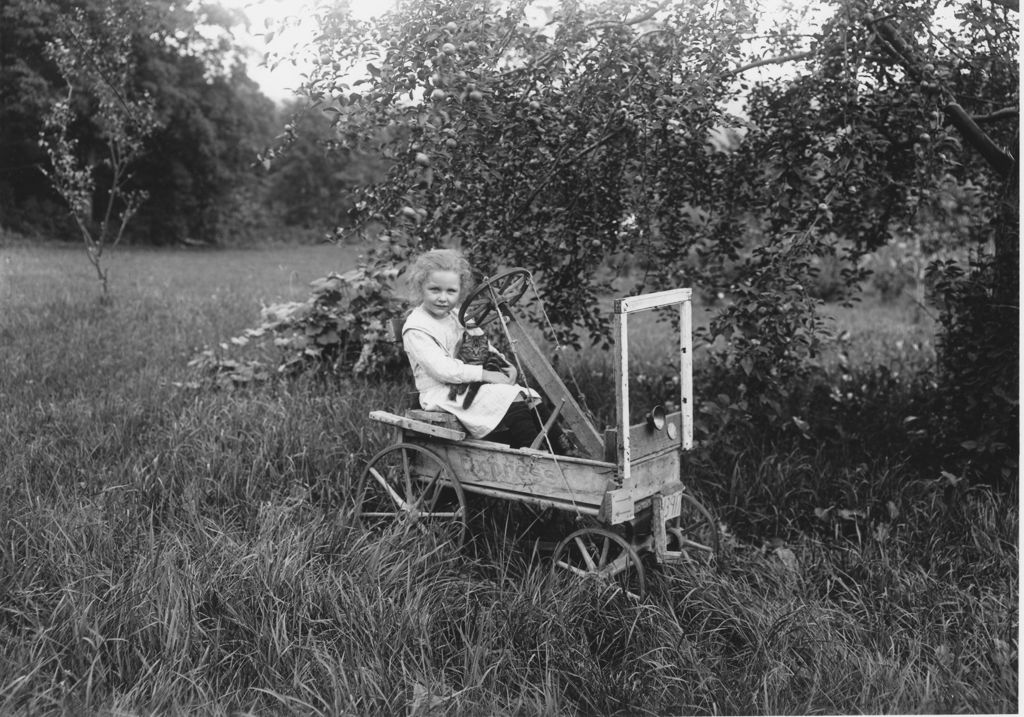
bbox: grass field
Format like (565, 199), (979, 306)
(0, 241), (1017, 715)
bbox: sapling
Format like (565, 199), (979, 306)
(38, 3), (158, 299)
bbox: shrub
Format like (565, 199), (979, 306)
(926, 255), (1018, 489)
(189, 265), (409, 388)
(695, 230), (834, 441)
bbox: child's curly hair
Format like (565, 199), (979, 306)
(406, 248), (474, 300)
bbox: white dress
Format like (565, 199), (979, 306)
(402, 305), (538, 438)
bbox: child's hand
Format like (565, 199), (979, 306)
(501, 365), (518, 383)
(483, 369), (515, 385)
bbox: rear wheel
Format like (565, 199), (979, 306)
(356, 443), (467, 547)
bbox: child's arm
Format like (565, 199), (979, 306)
(404, 329), (487, 383)
(483, 368), (515, 385)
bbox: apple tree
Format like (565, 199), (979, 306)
(275, 0), (762, 337)
(726, 0), (1017, 481)
(269, 0), (1015, 481)
(269, 0), (848, 426)
(39, 0), (158, 297)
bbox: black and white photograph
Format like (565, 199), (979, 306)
(1, 0), (1017, 713)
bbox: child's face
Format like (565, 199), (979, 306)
(420, 270), (461, 319)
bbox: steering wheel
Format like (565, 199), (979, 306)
(458, 268), (532, 327)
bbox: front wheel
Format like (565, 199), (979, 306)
(549, 527), (646, 598)
(356, 442), (467, 547)
(665, 492), (720, 568)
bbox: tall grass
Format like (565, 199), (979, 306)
(0, 243), (1016, 714)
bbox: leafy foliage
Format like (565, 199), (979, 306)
(189, 265), (409, 388)
(926, 254), (1018, 488)
(262, 99), (393, 232)
(257, 0), (1017, 479)
(270, 0), (765, 340)
(698, 228), (835, 437)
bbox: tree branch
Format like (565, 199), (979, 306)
(870, 19), (1016, 178)
(871, 19), (924, 81)
(944, 103), (1016, 176)
(728, 50), (815, 77)
(586, 0), (672, 31)
(513, 128), (624, 221)
(624, 0), (672, 25)
(973, 107), (1018, 123)
(989, 0), (1018, 12)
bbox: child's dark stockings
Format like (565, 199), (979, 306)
(483, 402), (570, 455)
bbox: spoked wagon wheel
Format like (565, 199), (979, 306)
(549, 527), (647, 598)
(666, 492), (721, 568)
(458, 268), (531, 328)
(356, 442), (467, 547)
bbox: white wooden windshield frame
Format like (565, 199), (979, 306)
(612, 288), (693, 487)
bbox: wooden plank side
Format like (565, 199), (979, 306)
(628, 410), (684, 458)
(621, 450), (681, 498)
(453, 482), (601, 516)
(679, 298), (694, 450)
(600, 488), (636, 524)
(406, 409), (463, 430)
(604, 411), (686, 460)
(424, 440), (613, 509)
(598, 452), (682, 523)
(614, 311), (630, 486)
(614, 288), (692, 314)
(369, 411), (467, 441)
(502, 315), (606, 460)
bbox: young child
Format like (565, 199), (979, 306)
(402, 248), (565, 451)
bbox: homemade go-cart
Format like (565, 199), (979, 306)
(358, 269), (720, 596)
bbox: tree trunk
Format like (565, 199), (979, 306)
(993, 159), (1019, 307)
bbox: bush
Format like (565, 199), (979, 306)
(927, 255), (1018, 489)
(806, 251), (849, 302)
(865, 243), (920, 303)
(189, 264), (409, 388)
